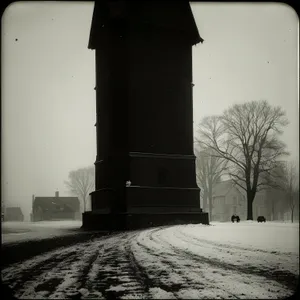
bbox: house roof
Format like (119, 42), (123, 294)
(33, 197), (80, 212)
(212, 180), (244, 198)
(88, 1), (203, 49)
(5, 207), (23, 215)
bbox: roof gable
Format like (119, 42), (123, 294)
(213, 180), (244, 198)
(33, 197), (80, 212)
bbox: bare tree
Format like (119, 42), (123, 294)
(276, 161), (299, 223)
(64, 166), (95, 212)
(195, 147), (227, 220)
(196, 100), (289, 220)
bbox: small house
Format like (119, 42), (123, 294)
(212, 180), (247, 221)
(212, 179), (292, 222)
(4, 207), (24, 222)
(31, 191), (80, 222)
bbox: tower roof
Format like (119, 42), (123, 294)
(88, 1), (204, 49)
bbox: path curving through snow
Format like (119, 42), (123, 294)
(2, 222), (298, 299)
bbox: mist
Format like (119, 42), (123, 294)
(1, 2), (298, 221)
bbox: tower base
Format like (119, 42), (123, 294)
(82, 211), (209, 231)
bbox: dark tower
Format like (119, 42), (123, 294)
(82, 1), (209, 230)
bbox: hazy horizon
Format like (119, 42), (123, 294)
(1, 2), (299, 220)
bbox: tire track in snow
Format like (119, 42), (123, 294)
(13, 242), (99, 299)
(47, 243), (104, 299)
(2, 240), (105, 299)
(2, 247), (79, 291)
(76, 248), (101, 291)
(2, 232), (150, 299)
(14, 250), (81, 299)
(174, 227), (299, 275)
(152, 227), (298, 293)
(175, 227), (299, 289)
(78, 232), (152, 299)
(133, 240), (186, 298)
(178, 226), (298, 257)
(133, 228), (241, 299)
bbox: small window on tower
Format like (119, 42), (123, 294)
(158, 168), (168, 186)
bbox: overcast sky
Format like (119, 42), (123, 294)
(1, 2), (298, 220)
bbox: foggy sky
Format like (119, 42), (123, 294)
(1, 2), (299, 220)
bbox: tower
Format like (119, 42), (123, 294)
(82, 1), (209, 230)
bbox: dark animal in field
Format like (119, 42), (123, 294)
(257, 216), (266, 223)
(231, 214), (240, 223)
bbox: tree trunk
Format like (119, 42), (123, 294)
(83, 198), (86, 212)
(290, 194), (294, 223)
(203, 191), (208, 212)
(209, 195), (212, 221)
(246, 191), (255, 220)
(208, 185), (213, 221)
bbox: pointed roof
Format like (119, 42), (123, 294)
(88, 1), (203, 49)
(33, 197), (80, 212)
(212, 180), (233, 198)
(212, 179), (245, 198)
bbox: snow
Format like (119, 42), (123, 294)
(205, 221), (299, 253)
(2, 220), (82, 230)
(149, 287), (176, 299)
(1, 220), (82, 244)
(2, 221), (299, 299)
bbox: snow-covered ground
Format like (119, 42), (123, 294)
(2, 220), (82, 244)
(2, 221), (299, 299)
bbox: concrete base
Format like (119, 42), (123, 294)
(82, 211), (209, 230)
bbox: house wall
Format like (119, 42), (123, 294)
(253, 192), (268, 220)
(4, 207), (24, 222)
(32, 202), (79, 222)
(212, 196), (226, 221)
(266, 189), (289, 221)
(225, 188), (246, 220)
(32, 206), (42, 222)
(212, 187), (247, 222)
(211, 183), (296, 222)
(4, 213), (24, 222)
(253, 189), (289, 221)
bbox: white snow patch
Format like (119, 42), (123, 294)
(120, 294), (147, 299)
(177, 288), (215, 299)
(78, 288), (89, 296)
(190, 221), (299, 253)
(106, 285), (128, 292)
(2, 220), (83, 244)
(149, 287), (177, 299)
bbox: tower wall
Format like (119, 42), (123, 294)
(83, 1), (209, 229)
